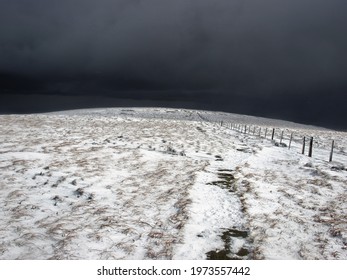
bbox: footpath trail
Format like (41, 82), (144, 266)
(173, 121), (258, 259)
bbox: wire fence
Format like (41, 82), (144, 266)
(218, 122), (346, 165)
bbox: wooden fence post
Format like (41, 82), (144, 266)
(302, 137), (306, 155)
(280, 131), (284, 144)
(308, 137), (313, 157)
(265, 128), (268, 138)
(288, 133), (293, 149)
(271, 128), (275, 140)
(329, 140), (335, 162)
(258, 128), (261, 137)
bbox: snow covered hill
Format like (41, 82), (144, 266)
(0, 108), (346, 259)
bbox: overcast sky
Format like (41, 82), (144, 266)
(0, 0), (346, 129)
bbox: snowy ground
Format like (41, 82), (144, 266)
(0, 108), (346, 259)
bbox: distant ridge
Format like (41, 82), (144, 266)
(46, 107), (326, 131)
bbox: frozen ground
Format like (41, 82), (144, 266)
(0, 108), (346, 259)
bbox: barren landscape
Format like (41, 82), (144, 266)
(0, 108), (346, 259)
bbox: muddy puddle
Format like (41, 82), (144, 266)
(206, 228), (253, 260)
(207, 169), (236, 192)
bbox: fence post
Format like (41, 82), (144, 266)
(329, 140), (335, 162)
(308, 137), (313, 157)
(265, 128), (268, 138)
(258, 128), (261, 137)
(271, 128), (275, 140)
(253, 126), (255, 135)
(288, 133), (293, 149)
(302, 137), (306, 155)
(280, 131), (284, 144)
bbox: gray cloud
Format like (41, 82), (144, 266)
(0, 0), (346, 128)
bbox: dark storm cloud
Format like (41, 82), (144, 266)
(0, 0), (346, 128)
